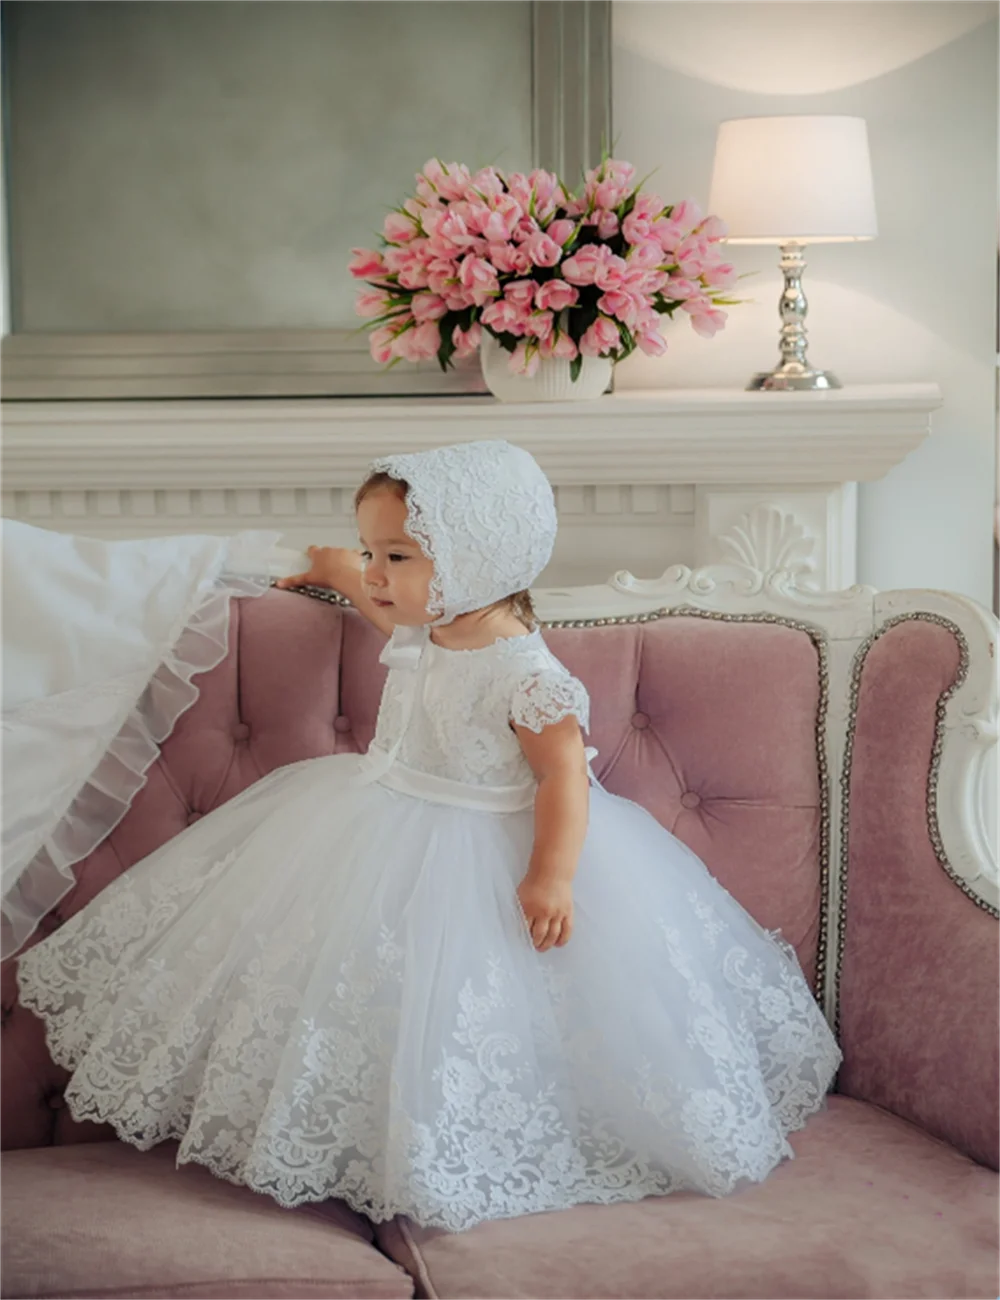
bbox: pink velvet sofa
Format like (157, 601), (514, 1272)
(3, 590), (997, 1300)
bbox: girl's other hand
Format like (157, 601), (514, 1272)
(517, 877), (574, 951)
(275, 546), (358, 591)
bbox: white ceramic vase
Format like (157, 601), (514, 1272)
(479, 332), (612, 403)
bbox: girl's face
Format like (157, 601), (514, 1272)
(357, 489), (436, 626)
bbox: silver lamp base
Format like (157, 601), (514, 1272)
(749, 242), (841, 393)
(747, 365), (841, 392)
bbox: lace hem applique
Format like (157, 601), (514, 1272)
(510, 670), (591, 735)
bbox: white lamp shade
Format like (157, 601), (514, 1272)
(708, 115), (878, 244)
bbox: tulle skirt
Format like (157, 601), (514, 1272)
(17, 755), (842, 1231)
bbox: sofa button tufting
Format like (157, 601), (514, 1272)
(333, 716), (352, 734)
(680, 791), (702, 810)
(631, 712), (650, 730)
(187, 811), (203, 825)
(232, 723), (250, 741)
(46, 1092), (66, 1110)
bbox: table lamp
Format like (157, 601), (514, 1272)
(708, 115), (878, 391)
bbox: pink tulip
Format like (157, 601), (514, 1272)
(506, 172), (533, 209)
(560, 245), (603, 286)
(664, 276), (700, 300)
(488, 242), (532, 275)
(418, 159), (472, 203)
(674, 237), (709, 278)
(539, 331), (578, 360)
(397, 264), (430, 291)
(636, 323), (668, 356)
(627, 240), (664, 270)
(536, 279), (579, 312)
(481, 298), (530, 335)
(580, 315), (620, 357)
(452, 322), (482, 359)
(561, 244), (626, 289)
(598, 290), (641, 328)
(529, 169), (561, 221)
(504, 279), (537, 307)
(632, 191), (665, 221)
(525, 310), (555, 341)
(524, 232), (563, 268)
(349, 248), (389, 280)
(394, 320), (441, 362)
(355, 289), (393, 318)
(458, 255), (499, 305)
(698, 214), (729, 242)
(383, 246), (415, 274)
(427, 258), (460, 295)
(508, 341), (541, 377)
(437, 209), (478, 250)
(687, 305), (728, 338)
(593, 250), (627, 291)
(469, 167), (505, 200)
(444, 286), (474, 312)
(585, 158), (636, 210)
(670, 198), (704, 234)
(383, 212), (418, 244)
(546, 218), (576, 246)
(384, 245), (431, 291)
(512, 215), (541, 245)
(411, 292), (448, 322)
(595, 210), (620, 239)
(485, 195), (523, 242)
(369, 324), (398, 365)
(403, 196), (433, 221)
(622, 210), (654, 245)
(701, 260), (738, 291)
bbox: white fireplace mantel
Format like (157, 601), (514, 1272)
(1, 383), (942, 591)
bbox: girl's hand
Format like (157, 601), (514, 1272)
(517, 876), (574, 951)
(275, 546), (359, 591)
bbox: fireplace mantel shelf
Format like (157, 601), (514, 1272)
(2, 383), (941, 490)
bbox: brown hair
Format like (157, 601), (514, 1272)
(354, 470), (407, 509)
(504, 589), (537, 629)
(354, 471), (537, 628)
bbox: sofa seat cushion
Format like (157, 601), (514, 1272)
(375, 1096), (998, 1299)
(1, 1140), (414, 1299)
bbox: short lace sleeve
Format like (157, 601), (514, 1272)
(510, 670), (590, 735)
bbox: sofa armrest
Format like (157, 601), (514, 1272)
(836, 612), (998, 1169)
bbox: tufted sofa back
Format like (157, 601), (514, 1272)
(2, 591), (827, 1149)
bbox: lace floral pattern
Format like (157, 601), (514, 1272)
(372, 632), (589, 786)
(368, 442), (557, 626)
(17, 834), (840, 1230)
(511, 670), (591, 735)
(15, 535), (841, 1231)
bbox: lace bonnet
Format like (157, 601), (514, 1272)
(366, 440), (557, 626)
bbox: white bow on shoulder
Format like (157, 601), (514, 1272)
(378, 625), (430, 672)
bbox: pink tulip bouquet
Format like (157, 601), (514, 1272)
(349, 156), (738, 381)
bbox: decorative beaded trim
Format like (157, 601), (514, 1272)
(833, 611), (998, 1037)
(274, 583), (353, 608)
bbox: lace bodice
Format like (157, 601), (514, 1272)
(371, 629), (589, 789)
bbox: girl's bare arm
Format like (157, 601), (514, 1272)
(513, 715), (590, 951)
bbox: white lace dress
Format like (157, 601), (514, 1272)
(17, 627), (841, 1232)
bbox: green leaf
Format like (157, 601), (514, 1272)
(570, 353), (584, 383)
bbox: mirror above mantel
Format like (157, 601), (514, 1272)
(0, 0), (610, 400)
